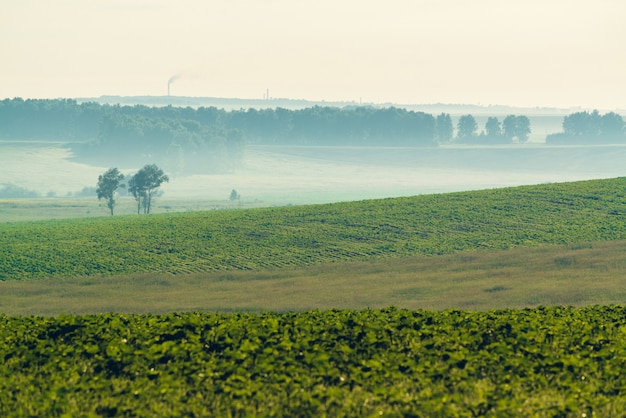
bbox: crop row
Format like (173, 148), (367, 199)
(1, 177), (626, 280)
(2, 306), (626, 416)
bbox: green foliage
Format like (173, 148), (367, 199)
(484, 116), (502, 138)
(128, 164), (169, 214)
(0, 98), (438, 148)
(435, 112), (454, 143)
(96, 168), (125, 215)
(0, 183), (39, 199)
(1, 306), (626, 416)
(547, 110), (626, 144)
(456, 114), (478, 140)
(502, 114), (531, 143)
(192, 105), (439, 146)
(0, 98), (98, 140)
(92, 113), (243, 174)
(467, 115), (531, 144)
(1, 178), (626, 281)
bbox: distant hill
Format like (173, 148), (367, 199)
(78, 95), (584, 116)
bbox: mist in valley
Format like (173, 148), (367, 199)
(2, 139), (625, 215)
(3, 0), (624, 213)
(1, 99), (624, 216)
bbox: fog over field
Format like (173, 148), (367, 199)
(2, 140), (625, 207)
(4, 0), (625, 214)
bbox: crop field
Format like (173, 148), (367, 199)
(2, 239), (626, 316)
(3, 307), (626, 416)
(2, 177), (626, 281)
(3, 177), (626, 416)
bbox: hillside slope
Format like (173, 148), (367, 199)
(1, 177), (625, 281)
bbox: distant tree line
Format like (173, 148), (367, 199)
(86, 113), (244, 175)
(0, 98), (439, 146)
(445, 114), (531, 144)
(0, 183), (40, 199)
(546, 110), (625, 144)
(239, 106), (438, 146)
(1, 99), (539, 170)
(0, 99), (246, 174)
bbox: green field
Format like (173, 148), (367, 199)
(2, 239), (626, 316)
(3, 307), (626, 416)
(3, 178), (626, 416)
(2, 177), (626, 282)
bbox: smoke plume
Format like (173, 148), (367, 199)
(168, 73), (183, 96)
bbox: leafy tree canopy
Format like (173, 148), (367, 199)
(456, 115), (478, 140)
(128, 164), (169, 214)
(96, 168), (125, 215)
(435, 113), (454, 143)
(547, 110), (625, 144)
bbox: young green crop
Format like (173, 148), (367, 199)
(1, 177), (625, 280)
(1, 306), (626, 416)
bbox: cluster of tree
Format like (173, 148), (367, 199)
(0, 98), (436, 146)
(546, 110), (625, 144)
(1, 98), (536, 158)
(448, 114), (531, 144)
(0, 99), (245, 174)
(0, 98), (103, 140)
(0, 183), (39, 199)
(434, 113), (454, 142)
(96, 165), (169, 215)
(235, 106), (437, 145)
(85, 113), (244, 175)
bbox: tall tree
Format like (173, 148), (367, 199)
(563, 111), (601, 137)
(96, 168), (125, 215)
(484, 117), (502, 138)
(515, 115), (531, 142)
(127, 175), (145, 215)
(502, 115), (517, 141)
(586, 110), (602, 136)
(435, 113), (453, 143)
(600, 112), (625, 137)
(128, 164), (169, 214)
(456, 115), (477, 140)
(503, 115), (531, 143)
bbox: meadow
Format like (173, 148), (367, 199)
(3, 177), (626, 416)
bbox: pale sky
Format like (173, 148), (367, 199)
(2, 0), (625, 109)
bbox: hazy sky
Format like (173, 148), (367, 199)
(2, 0), (625, 109)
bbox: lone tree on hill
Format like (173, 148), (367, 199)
(96, 168), (125, 215)
(128, 164), (169, 214)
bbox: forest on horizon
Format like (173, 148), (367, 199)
(1, 98), (625, 175)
